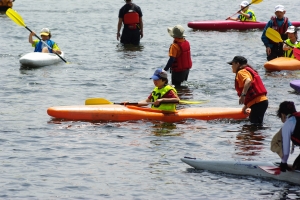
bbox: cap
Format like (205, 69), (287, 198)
(240, 1), (249, 7)
(227, 56), (248, 65)
(40, 28), (50, 36)
(167, 25), (186, 38)
(275, 5), (285, 12)
(150, 69), (168, 80)
(285, 26), (296, 33)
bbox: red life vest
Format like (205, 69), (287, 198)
(235, 66), (267, 105)
(124, 12), (139, 25)
(171, 40), (192, 72)
(270, 16), (289, 43)
(123, 4), (140, 30)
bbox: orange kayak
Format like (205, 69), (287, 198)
(264, 57), (300, 71)
(47, 105), (248, 123)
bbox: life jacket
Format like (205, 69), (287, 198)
(238, 9), (256, 22)
(151, 85), (177, 111)
(291, 112), (300, 146)
(235, 66), (267, 105)
(270, 16), (289, 43)
(34, 40), (55, 53)
(171, 40), (192, 72)
(284, 39), (300, 58)
(123, 4), (140, 30)
(0, 0), (13, 7)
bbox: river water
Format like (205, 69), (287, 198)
(1, 0), (300, 199)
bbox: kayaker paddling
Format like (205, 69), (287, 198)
(226, 1), (257, 22)
(29, 28), (62, 55)
(283, 26), (300, 59)
(138, 69), (180, 112)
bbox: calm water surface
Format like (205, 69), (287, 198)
(1, 0), (300, 199)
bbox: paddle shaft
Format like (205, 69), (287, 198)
(85, 98), (208, 105)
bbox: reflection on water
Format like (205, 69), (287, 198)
(150, 122), (182, 137)
(234, 125), (269, 157)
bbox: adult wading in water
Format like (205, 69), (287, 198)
(117, 0), (143, 45)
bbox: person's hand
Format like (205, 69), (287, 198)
(140, 31), (143, 39)
(154, 99), (162, 106)
(266, 47), (271, 56)
(291, 144), (295, 154)
(239, 96), (245, 105)
(30, 31), (36, 37)
(279, 162), (291, 172)
(117, 33), (121, 41)
(121, 101), (129, 105)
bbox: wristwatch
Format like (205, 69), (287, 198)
(241, 93), (246, 96)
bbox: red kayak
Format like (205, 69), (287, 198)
(188, 20), (300, 30)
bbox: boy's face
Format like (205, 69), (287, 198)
(275, 11), (285, 19)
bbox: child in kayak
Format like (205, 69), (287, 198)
(283, 26), (300, 59)
(29, 28), (62, 55)
(227, 56), (268, 125)
(226, 1), (256, 22)
(274, 101), (300, 172)
(139, 69), (180, 112)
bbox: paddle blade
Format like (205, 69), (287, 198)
(266, 27), (283, 43)
(179, 100), (209, 104)
(259, 166), (281, 175)
(6, 8), (26, 27)
(85, 98), (113, 105)
(294, 48), (300, 61)
(250, 0), (263, 4)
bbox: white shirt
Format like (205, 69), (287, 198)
(281, 115), (296, 163)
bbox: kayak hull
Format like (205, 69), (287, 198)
(181, 157), (300, 185)
(264, 57), (300, 71)
(187, 20), (300, 31)
(19, 51), (65, 68)
(290, 80), (300, 92)
(47, 105), (248, 122)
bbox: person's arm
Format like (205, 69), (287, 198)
(239, 11), (251, 19)
(261, 21), (273, 48)
(164, 57), (175, 71)
(29, 31), (36, 45)
(117, 18), (123, 41)
(52, 43), (62, 54)
(153, 90), (179, 106)
(283, 42), (292, 51)
(139, 17), (143, 39)
(239, 77), (251, 105)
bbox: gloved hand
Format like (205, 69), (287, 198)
(163, 67), (169, 72)
(280, 162), (291, 172)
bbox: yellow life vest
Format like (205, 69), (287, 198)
(284, 39), (300, 58)
(239, 9), (256, 22)
(151, 85), (177, 112)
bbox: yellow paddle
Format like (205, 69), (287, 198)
(266, 27), (300, 60)
(226, 0), (263, 20)
(6, 8), (69, 64)
(85, 98), (209, 105)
